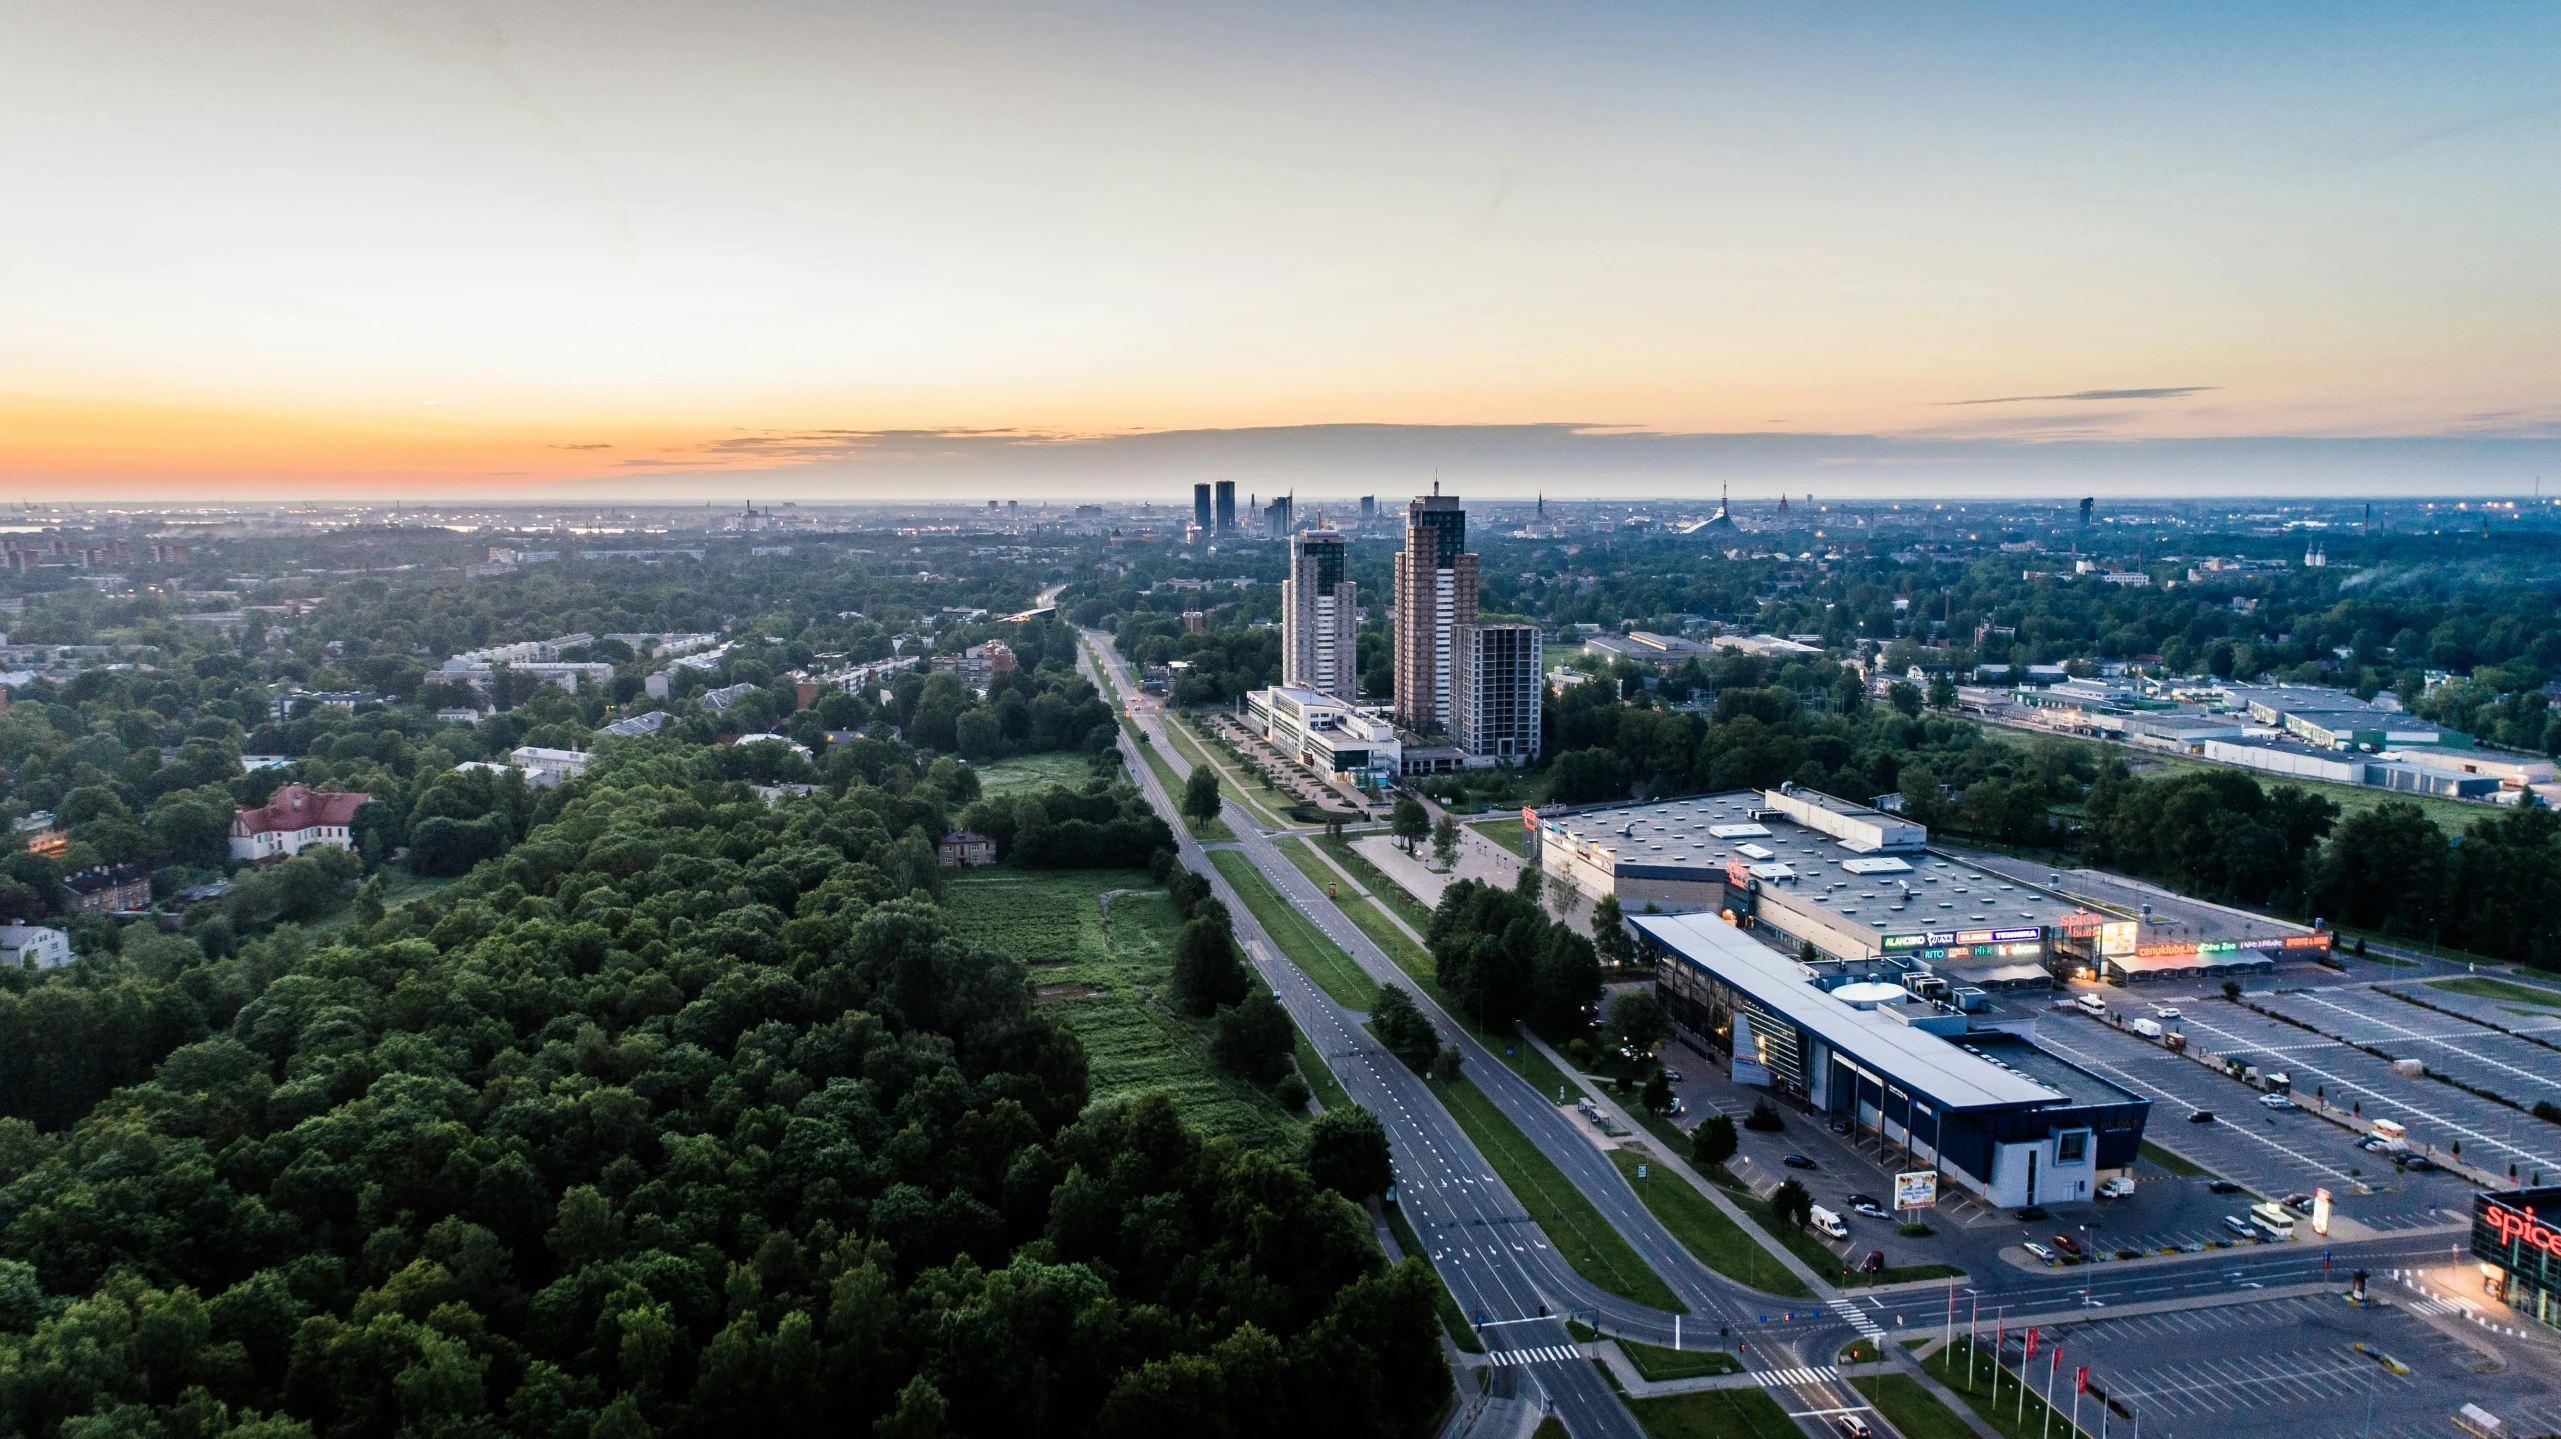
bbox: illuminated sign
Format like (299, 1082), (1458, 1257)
(1894, 1170), (1939, 1210)
(2098, 921), (2138, 957)
(1955, 929), (1995, 944)
(1882, 934), (1926, 951)
(2312, 1188), (2331, 1238)
(2482, 1202), (2561, 1260)
(1926, 932), (1957, 945)
(1522, 806), (1538, 831)
(2058, 910), (2105, 936)
(1992, 928), (2043, 943)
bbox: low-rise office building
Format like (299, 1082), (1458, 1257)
(1638, 911), (2149, 1207)
(1244, 686), (1401, 790)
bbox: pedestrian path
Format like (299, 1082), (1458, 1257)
(1486, 1344), (1585, 1367)
(1829, 1297), (1887, 1342)
(1754, 1365), (1840, 1388)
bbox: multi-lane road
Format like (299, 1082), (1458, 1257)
(1078, 631), (2550, 1439)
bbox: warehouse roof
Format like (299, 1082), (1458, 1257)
(1635, 911), (2068, 1110)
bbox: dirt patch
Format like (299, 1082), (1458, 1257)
(1036, 982), (1104, 1001)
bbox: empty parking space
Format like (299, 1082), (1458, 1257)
(2386, 976), (2561, 1038)
(2037, 1021), (2359, 1191)
(2252, 987), (2561, 1111)
(2173, 1005), (2561, 1181)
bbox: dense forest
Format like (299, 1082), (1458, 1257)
(0, 744), (1448, 1437)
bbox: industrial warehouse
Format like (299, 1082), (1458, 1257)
(1635, 910), (2152, 1208)
(1532, 786), (2324, 987)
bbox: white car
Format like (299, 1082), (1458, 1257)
(2024, 1242), (2058, 1263)
(2154, 1006), (2182, 1020)
(2258, 1092), (2293, 1110)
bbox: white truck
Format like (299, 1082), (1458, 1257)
(2074, 993), (2109, 1018)
(2129, 1017), (2165, 1040)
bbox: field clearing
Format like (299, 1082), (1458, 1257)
(943, 868), (1292, 1147)
(1465, 817), (1528, 856)
(969, 751), (1097, 797)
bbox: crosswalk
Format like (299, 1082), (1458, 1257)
(1488, 1345), (1584, 1367)
(1829, 1297), (1887, 1341)
(1755, 1365), (1841, 1388)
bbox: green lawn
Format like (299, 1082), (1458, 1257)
(1434, 1075), (1685, 1313)
(942, 868), (1292, 1148)
(1608, 1149), (1812, 1299)
(1466, 817), (1530, 856)
(1628, 1389), (1801, 1439)
(318, 868), (461, 933)
(1293, 1032), (1354, 1116)
(967, 751), (1098, 797)
(2142, 751), (2483, 833)
(1923, 1337), (2094, 1439)
(1849, 1373), (1989, 1439)
(1383, 1201), (1484, 1353)
(1161, 716), (1292, 828)
(1282, 838), (1584, 1104)
(1314, 834), (1439, 931)
(2428, 975), (2561, 1010)
(1208, 849), (1380, 1009)
(1732, 1187), (1963, 1289)
(1612, 1336), (1742, 1380)
(2138, 1139), (2214, 1178)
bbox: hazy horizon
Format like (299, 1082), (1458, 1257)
(5, 2), (2556, 497)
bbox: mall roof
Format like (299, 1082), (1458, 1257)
(1635, 910), (2068, 1111)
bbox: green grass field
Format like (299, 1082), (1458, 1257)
(1293, 1032), (1354, 1115)
(1434, 1075), (1685, 1312)
(1627, 1389), (1801, 1439)
(942, 868), (1293, 1148)
(2428, 975), (2561, 1010)
(2138, 1139), (2215, 1179)
(1608, 1149), (1811, 1298)
(1848, 1373), (1989, 1439)
(1612, 1336), (1742, 1380)
(1315, 834), (1439, 929)
(1161, 717), (1291, 828)
(1465, 817), (1530, 856)
(317, 868), (461, 933)
(1282, 838), (1584, 1103)
(2141, 751), (2484, 832)
(1207, 849), (1380, 1009)
(968, 751), (1098, 797)
(1924, 1338), (2095, 1439)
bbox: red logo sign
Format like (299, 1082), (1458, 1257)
(2485, 1202), (2561, 1259)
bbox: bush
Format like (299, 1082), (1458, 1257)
(1429, 1045), (1463, 1082)
(1371, 985), (1441, 1073)
(1743, 1097), (1785, 1132)
(1690, 1113), (1738, 1169)
(1770, 1177), (1814, 1230)
(1897, 1221), (1933, 1237)
(2533, 1100), (2561, 1125)
(1274, 1074), (1312, 1112)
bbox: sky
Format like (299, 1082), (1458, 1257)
(3, 1), (2558, 500)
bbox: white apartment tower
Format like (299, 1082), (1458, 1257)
(1282, 523), (1358, 703)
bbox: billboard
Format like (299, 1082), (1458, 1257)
(2098, 921), (2138, 957)
(2311, 1187), (2331, 1238)
(1893, 1169), (1939, 1210)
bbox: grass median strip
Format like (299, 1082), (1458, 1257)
(1210, 849), (1379, 1009)
(1608, 1148), (1812, 1299)
(1613, 1336), (1742, 1380)
(2139, 1139), (2213, 1178)
(1847, 1373), (1985, 1439)
(1161, 716), (1291, 828)
(1293, 1031), (1355, 1116)
(1627, 1389), (1799, 1439)
(1433, 1075), (1685, 1313)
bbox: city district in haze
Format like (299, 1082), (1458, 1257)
(1, 490), (2560, 1439)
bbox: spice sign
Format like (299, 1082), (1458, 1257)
(1893, 1169), (1939, 1211)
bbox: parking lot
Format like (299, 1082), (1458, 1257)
(2048, 1292), (2560, 1439)
(2035, 1011), (2481, 1232)
(2171, 1001), (2561, 1183)
(2249, 985), (2561, 1113)
(2383, 974), (2561, 1040)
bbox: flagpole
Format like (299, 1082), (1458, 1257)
(2073, 1366), (2085, 1439)
(1968, 1293), (1980, 1393)
(2018, 1325), (2031, 1425)
(2044, 1344), (2061, 1439)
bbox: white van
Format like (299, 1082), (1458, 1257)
(1808, 1205), (1850, 1240)
(2074, 993), (2108, 1018)
(2129, 1017), (2165, 1039)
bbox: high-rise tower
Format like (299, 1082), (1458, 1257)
(1392, 482), (1477, 732)
(1214, 480), (1236, 535)
(1193, 483), (1212, 534)
(1282, 522), (1357, 704)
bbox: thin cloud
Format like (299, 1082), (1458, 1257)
(550, 443), (614, 450)
(1940, 387), (2217, 406)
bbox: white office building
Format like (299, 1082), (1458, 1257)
(1281, 524), (1358, 704)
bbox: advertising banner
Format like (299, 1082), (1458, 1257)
(1893, 1169), (1939, 1210)
(2312, 1187), (2331, 1238)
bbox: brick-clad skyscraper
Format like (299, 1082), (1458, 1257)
(1392, 483), (1477, 732)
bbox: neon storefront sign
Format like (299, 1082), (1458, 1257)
(2483, 1202), (2561, 1259)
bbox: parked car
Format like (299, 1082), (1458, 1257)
(1661, 1068), (1684, 1082)
(2153, 1006), (2182, 1020)
(1850, 1197), (1891, 1220)
(1665, 1098), (1687, 1116)
(2284, 1194), (2315, 1215)
(1847, 1192), (1882, 1209)
(1828, 1118), (1854, 1135)
(2259, 1092), (2294, 1110)
(1783, 1154), (1819, 1170)
(1860, 1250), (1887, 1274)
(1837, 1416), (1874, 1439)
(2207, 1180), (2244, 1194)
(2222, 1215), (2259, 1240)
(2015, 1205), (2048, 1221)
(2051, 1234), (2085, 1258)
(2187, 1110), (2216, 1124)
(2024, 1242), (2058, 1262)
(2402, 1154), (2438, 1173)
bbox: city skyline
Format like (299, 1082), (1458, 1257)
(4, 2), (2558, 497)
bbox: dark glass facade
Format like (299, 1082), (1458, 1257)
(2473, 1188), (2561, 1332)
